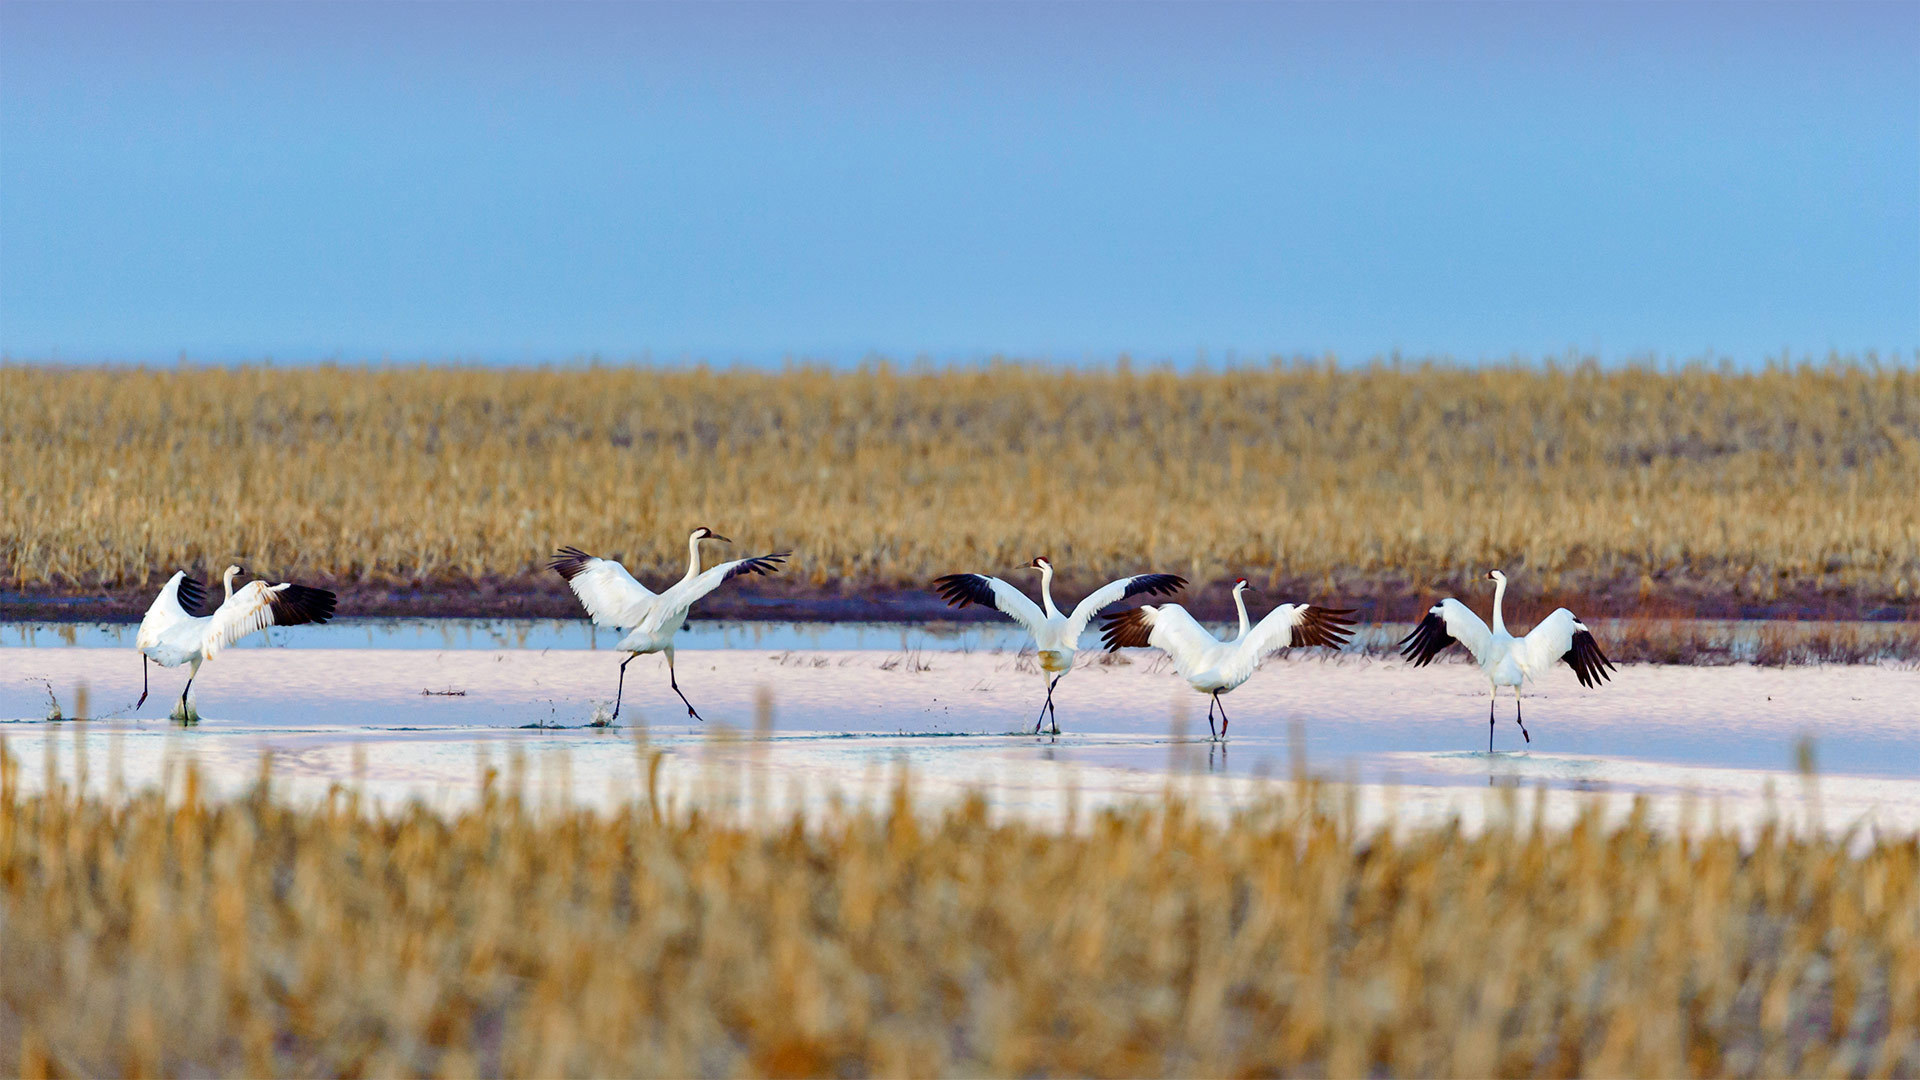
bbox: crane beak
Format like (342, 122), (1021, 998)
(707, 533), (732, 544)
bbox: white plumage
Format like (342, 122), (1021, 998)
(1398, 569), (1615, 751)
(135, 565), (337, 719)
(552, 527), (788, 723)
(1100, 578), (1354, 739)
(933, 556), (1185, 733)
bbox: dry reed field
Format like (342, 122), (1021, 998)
(1, 747), (1916, 1078)
(4, 361), (1918, 619)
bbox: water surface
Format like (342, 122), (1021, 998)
(3, 620), (1914, 833)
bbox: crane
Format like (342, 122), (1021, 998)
(135, 565), (337, 720)
(933, 557), (1184, 734)
(1100, 577), (1353, 739)
(552, 527), (788, 723)
(1398, 569), (1615, 752)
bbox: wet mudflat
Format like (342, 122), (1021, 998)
(2, 620), (1915, 834)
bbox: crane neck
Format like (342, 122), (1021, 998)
(1491, 577), (1509, 636)
(683, 534), (704, 582)
(1038, 564), (1061, 619)
(222, 567), (239, 602)
(1232, 588), (1251, 641)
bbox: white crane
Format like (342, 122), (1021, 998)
(933, 557), (1185, 734)
(135, 565), (338, 720)
(1099, 578), (1354, 739)
(1398, 569), (1615, 752)
(551, 527), (788, 723)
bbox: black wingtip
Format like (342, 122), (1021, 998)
(550, 546), (596, 582)
(1399, 609), (1457, 668)
(932, 573), (997, 610)
(1296, 606), (1357, 650)
(723, 551), (790, 582)
(1099, 607), (1155, 651)
(1133, 573), (1187, 598)
(1563, 629), (1615, 689)
(175, 573), (208, 618)
(272, 584), (337, 626)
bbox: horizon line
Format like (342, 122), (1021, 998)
(7, 348), (1916, 373)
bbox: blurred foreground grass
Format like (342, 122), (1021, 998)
(1, 746), (1916, 1077)
(5, 360), (1918, 614)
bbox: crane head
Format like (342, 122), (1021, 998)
(1233, 576), (1256, 595)
(1487, 569), (1506, 583)
(692, 527), (732, 544)
(1026, 556), (1051, 572)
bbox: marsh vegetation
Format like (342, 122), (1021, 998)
(1, 747), (1914, 1077)
(4, 362), (1917, 622)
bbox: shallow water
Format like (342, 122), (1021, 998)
(10, 615), (1911, 660)
(2, 619), (1915, 833)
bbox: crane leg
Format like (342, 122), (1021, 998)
(1488, 695), (1496, 753)
(1514, 692), (1530, 744)
(666, 652), (705, 723)
(1206, 693), (1219, 741)
(137, 656), (150, 709)
(178, 662), (200, 723)
(1035, 676), (1061, 735)
(610, 654), (636, 721)
(1216, 694), (1230, 739)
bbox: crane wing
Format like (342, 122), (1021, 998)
(202, 580), (337, 660)
(1244, 602), (1356, 660)
(551, 547), (658, 629)
(1517, 608), (1617, 688)
(931, 573), (1047, 633)
(1399, 598), (1492, 667)
(649, 551), (790, 630)
(1099, 603), (1220, 672)
(137, 571), (209, 649)
(1065, 573), (1187, 636)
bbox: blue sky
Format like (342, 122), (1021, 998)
(1, 1), (1914, 365)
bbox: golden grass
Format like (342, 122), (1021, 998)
(4, 361), (1918, 609)
(2, 747), (1916, 1077)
